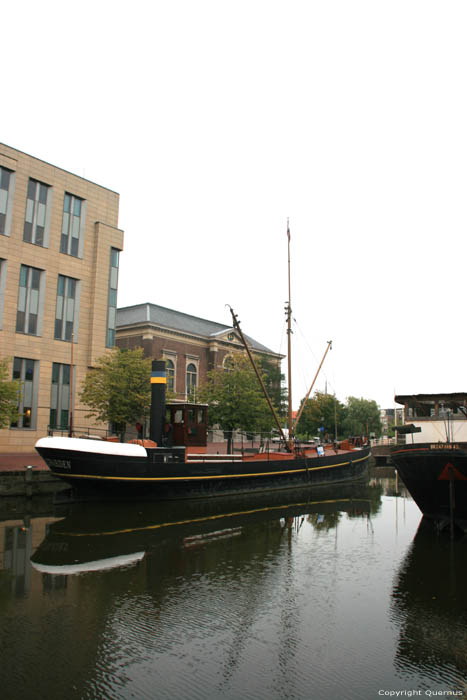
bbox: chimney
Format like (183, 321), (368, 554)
(149, 360), (166, 444)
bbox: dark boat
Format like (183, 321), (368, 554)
(35, 224), (370, 502)
(35, 388), (370, 501)
(391, 441), (467, 533)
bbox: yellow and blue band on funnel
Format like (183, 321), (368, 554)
(150, 369), (166, 384)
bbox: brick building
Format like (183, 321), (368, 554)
(116, 303), (282, 400)
(0, 144), (124, 453)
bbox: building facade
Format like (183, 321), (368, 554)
(0, 144), (124, 453)
(116, 303), (282, 401)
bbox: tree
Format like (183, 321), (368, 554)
(342, 396), (382, 437)
(80, 348), (152, 440)
(258, 355), (287, 419)
(197, 354), (277, 452)
(295, 391), (345, 441)
(0, 359), (19, 428)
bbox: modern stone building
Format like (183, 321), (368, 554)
(116, 303), (282, 400)
(0, 144), (124, 453)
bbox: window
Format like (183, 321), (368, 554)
(60, 193), (85, 257)
(186, 363), (197, 398)
(223, 356), (234, 371)
(16, 265), (43, 335)
(0, 166), (14, 236)
(0, 259), (7, 328)
(50, 363), (71, 430)
(23, 179), (51, 246)
(55, 275), (79, 341)
(11, 358), (38, 429)
(165, 358), (175, 393)
(106, 248), (119, 347)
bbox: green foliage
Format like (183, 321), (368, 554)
(342, 396), (382, 437)
(80, 348), (152, 437)
(258, 355), (286, 418)
(197, 354), (277, 437)
(295, 391), (345, 440)
(0, 359), (19, 428)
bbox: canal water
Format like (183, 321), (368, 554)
(0, 470), (466, 700)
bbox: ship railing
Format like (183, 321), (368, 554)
(370, 437), (396, 447)
(47, 425), (116, 440)
(186, 453), (243, 463)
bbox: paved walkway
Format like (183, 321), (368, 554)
(0, 453), (48, 472)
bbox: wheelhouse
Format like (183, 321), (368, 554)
(165, 403), (208, 448)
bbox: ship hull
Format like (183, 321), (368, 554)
(35, 437), (370, 502)
(391, 442), (467, 532)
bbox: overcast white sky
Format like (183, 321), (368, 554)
(4, 1), (467, 409)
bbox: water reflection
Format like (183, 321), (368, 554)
(1, 473), (466, 699)
(391, 517), (467, 687)
(30, 482), (380, 577)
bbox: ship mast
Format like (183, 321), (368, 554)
(286, 219), (294, 452)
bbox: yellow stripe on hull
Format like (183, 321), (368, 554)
(51, 454), (368, 483)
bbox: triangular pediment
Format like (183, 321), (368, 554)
(209, 328), (241, 344)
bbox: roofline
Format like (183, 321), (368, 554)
(117, 302), (232, 331)
(116, 302), (283, 359)
(0, 142), (119, 195)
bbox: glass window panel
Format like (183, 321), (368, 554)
(49, 408), (57, 428)
(25, 199), (34, 223)
(23, 408), (31, 428)
(73, 198), (81, 216)
(25, 360), (34, 381)
(24, 382), (33, 405)
(1, 169), (10, 189)
(62, 212), (69, 235)
(18, 286), (26, 311)
(57, 275), (65, 295)
(64, 194), (71, 213)
(52, 363), (60, 383)
(62, 365), (70, 384)
(60, 410), (69, 429)
(28, 314), (37, 335)
(65, 300), (74, 323)
(39, 184), (48, 204)
(31, 269), (40, 289)
(110, 267), (118, 289)
(27, 179), (36, 199)
(35, 226), (44, 246)
(19, 266), (28, 287)
(56, 296), (63, 318)
(70, 237), (79, 257)
(16, 310), (25, 332)
(0, 192), (7, 216)
(23, 221), (32, 242)
(60, 233), (68, 253)
(71, 216), (80, 238)
(37, 202), (46, 226)
(54, 319), (62, 339)
(13, 358), (21, 379)
(29, 289), (39, 314)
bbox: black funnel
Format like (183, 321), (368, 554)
(149, 360), (166, 444)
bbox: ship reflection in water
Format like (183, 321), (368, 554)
(1, 475), (466, 700)
(391, 518), (467, 685)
